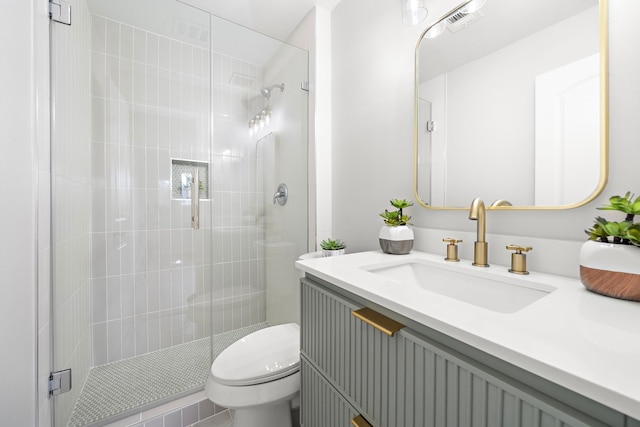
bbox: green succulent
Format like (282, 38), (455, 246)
(380, 199), (413, 226)
(586, 217), (631, 243)
(586, 191), (640, 247)
(390, 199), (414, 210)
(597, 191), (640, 222)
(320, 238), (347, 251)
(627, 225), (640, 247)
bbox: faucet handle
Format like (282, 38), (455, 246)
(506, 245), (533, 274)
(506, 245), (532, 253)
(442, 238), (462, 262)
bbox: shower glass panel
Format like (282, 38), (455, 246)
(51, 1), (308, 425)
(208, 15), (309, 361)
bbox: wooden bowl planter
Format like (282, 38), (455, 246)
(581, 192), (640, 301)
(579, 241), (640, 301)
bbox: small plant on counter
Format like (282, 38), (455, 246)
(585, 192), (640, 247)
(320, 238), (347, 251)
(378, 199), (414, 255)
(379, 199), (414, 226)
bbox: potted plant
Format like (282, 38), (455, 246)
(580, 191), (640, 301)
(379, 199), (414, 255)
(320, 238), (347, 257)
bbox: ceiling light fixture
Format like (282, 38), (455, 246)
(400, 0), (428, 25)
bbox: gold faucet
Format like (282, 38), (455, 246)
(468, 198), (489, 267)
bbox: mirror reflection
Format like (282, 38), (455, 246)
(415, 0), (606, 209)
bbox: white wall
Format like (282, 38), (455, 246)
(0, 0), (40, 425)
(311, 7), (333, 250)
(331, 0), (424, 252)
(288, 6), (333, 251)
(331, 0), (640, 277)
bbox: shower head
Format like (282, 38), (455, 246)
(260, 83), (285, 100)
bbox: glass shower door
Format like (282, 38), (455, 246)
(50, 0), (214, 425)
(50, 0), (93, 424)
(208, 15), (309, 359)
(51, 1), (309, 424)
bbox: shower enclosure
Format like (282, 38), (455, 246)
(49, 0), (308, 425)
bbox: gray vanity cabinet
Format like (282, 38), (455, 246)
(301, 357), (361, 427)
(300, 276), (616, 427)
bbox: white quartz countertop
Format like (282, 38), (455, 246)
(295, 250), (640, 420)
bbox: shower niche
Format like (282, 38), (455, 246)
(171, 159), (210, 200)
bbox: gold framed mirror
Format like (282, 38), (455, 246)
(414, 0), (608, 210)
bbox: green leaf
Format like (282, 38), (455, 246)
(390, 199), (414, 209)
(625, 225), (640, 247)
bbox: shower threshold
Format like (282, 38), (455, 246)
(67, 322), (268, 427)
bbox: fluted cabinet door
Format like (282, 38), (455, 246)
(301, 357), (361, 427)
(301, 278), (607, 427)
(301, 278), (391, 415)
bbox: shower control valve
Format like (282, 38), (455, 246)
(273, 183), (288, 206)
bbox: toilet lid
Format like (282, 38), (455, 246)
(211, 323), (300, 386)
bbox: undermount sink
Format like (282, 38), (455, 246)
(362, 259), (556, 313)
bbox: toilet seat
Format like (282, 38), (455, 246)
(211, 323), (300, 386)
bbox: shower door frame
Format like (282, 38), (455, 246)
(48, 2), (311, 425)
(48, 0), (217, 424)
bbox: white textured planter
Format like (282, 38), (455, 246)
(322, 248), (345, 257)
(579, 240), (640, 301)
(379, 225), (414, 255)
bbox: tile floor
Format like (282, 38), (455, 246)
(69, 323), (268, 426)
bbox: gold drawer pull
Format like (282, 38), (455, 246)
(351, 414), (373, 427)
(352, 307), (405, 337)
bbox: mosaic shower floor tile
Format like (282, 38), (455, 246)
(68, 323), (268, 427)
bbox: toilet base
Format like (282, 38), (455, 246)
(233, 401), (293, 427)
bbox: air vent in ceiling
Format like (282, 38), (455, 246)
(173, 18), (209, 44)
(447, 10), (484, 33)
(447, 11), (468, 24)
(229, 72), (256, 89)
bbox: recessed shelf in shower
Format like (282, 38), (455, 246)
(171, 159), (210, 200)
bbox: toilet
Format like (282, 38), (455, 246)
(205, 323), (301, 427)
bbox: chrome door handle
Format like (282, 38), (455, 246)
(191, 169), (200, 230)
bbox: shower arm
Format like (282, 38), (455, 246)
(260, 83), (285, 100)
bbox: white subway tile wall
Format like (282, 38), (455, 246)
(90, 14), (269, 366)
(128, 399), (223, 427)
